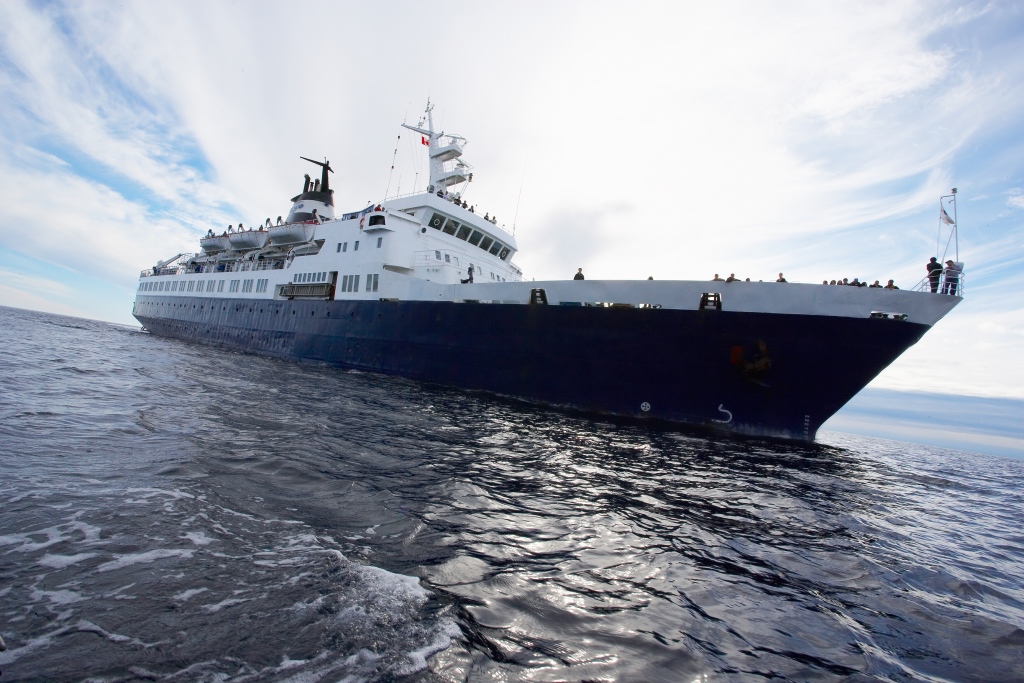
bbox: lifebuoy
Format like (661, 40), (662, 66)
(359, 215), (365, 230)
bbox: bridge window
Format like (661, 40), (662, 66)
(443, 219), (459, 235)
(368, 215), (385, 226)
(468, 230), (483, 246)
(479, 236), (493, 251)
(429, 212), (446, 229)
(499, 248), (510, 261)
(489, 241), (503, 256)
(456, 226), (471, 241)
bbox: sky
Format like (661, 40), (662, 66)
(0, 1), (1022, 407)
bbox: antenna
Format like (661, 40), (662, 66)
(512, 169), (525, 235)
(384, 135), (400, 199)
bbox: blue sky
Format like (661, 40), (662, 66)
(0, 1), (1021, 448)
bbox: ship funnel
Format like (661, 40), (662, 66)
(286, 156), (337, 224)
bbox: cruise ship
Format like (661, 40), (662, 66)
(133, 103), (964, 441)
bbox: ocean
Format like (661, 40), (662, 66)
(1, 304), (1022, 682)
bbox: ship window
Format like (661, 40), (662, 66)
(342, 242), (348, 252)
(489, 241), (503, 255)
(377, 237), (382, 248)
(452, 257), (459, 266)
(208, 280), (217, 292)
(468, 231), (483, 246)
(218, 280), (225, 292)
(435, 250), (441, 260)
(444, 254), (450, 263)
(479, 236), (494, 251)
(353, 275), (360, 291)
(365, 274), (372, 291)
(354, 241), (359, 251)
(456, 225), (471, 240)
(499, 248), (510, 261)
(371, 274), (379, 292)
(342, 275), (349, 291)
(368, 215), (385, 227)
(229, 280), (240, 293)
(429, 212), (446, 229)
(337, 243), (342, 252)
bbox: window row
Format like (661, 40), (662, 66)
(142, 278), (274, 294)
(335, 237), (385, 253)
(428, 213), (511, 260)
(296, 271), (328, 284)
(340, 273), (380, 293)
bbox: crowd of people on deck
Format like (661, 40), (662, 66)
(435, 189), (499, 224)
(570, 257), (962, 296)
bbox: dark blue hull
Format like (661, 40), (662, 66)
(133, 296), (929, 440)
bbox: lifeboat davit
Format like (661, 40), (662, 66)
(227, 229), (269, 250)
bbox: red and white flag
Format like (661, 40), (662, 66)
(421, 136), (429, 146)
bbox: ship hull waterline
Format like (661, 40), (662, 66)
(134, 295), (928, 441)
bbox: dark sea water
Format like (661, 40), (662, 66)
(1, 305), (1022, 682)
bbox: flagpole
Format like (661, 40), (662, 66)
(951, 187), (958, 263)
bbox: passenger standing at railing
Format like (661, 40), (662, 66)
(942, 260), (960, 296)
(926, 257), (943, 293)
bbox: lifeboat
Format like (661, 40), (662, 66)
(268, 222), (317, 246)
(200, 235), (231, 254)
(227, 229), (270, 250)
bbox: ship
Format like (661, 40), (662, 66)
(133, 102), (964, 441)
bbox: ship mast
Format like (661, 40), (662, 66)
(402, 100), (472, 195)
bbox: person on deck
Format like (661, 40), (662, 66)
(942, 260), (960, 295)
(926, 257), (943, 293)
(869, 280), (882, 288)
(712, 274), (724, 281)
(726, 274), (737, 282)
(884, 279), (899, 290)
(574, 268), (585, 281)
(776, 273), (788, 282)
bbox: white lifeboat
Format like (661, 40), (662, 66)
(228, 228), (270, 250)
(269, 222), (317, 246)
(200, 235), (230, 254)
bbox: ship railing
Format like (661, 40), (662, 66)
(911, 270), (965, 298)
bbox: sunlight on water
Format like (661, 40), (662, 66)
(1, 305), (1022, 682)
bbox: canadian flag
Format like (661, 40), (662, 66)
(421, 136), (429, 146)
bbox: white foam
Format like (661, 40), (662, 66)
(38, 552), (98, 569)
(202, 596), (250, 613)
(97, 548), (194, 572)
(172, 587), (209, 601)
(182, 531), (215, 546)
(398, 621), (462, 675)
(31, 588), (84, 606)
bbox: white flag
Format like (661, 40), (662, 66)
(940, 206), (955, 225)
